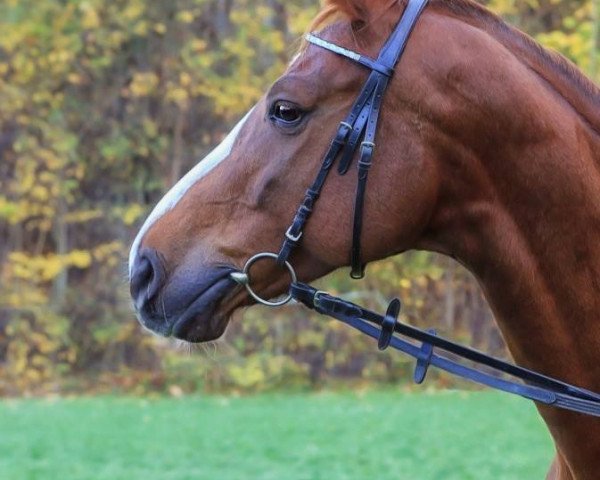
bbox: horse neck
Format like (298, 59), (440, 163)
(427, 105), (600, 390)
(412, 8), (600, 477)
(437, 117), (600, 480)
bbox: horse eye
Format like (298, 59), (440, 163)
(270, 101), (304, 126)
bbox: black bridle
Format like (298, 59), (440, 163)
(231, 0), (600, 417)
(276, 0), (428, 279)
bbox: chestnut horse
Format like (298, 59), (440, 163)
(129, 0), (600, 477)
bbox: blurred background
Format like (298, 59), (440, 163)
(0, 0), (596, 477)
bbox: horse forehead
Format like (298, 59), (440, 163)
(128, 107), (255, 276)
(277, 49), (360, 102)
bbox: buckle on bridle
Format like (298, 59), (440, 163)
(285, 226), (303, 243)
(360, 141), (375, 151)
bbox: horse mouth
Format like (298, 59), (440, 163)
(134, 266), (242, 343)
(135, 263), (291, 343)
(169, 275), (239, 342)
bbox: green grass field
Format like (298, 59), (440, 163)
(0, 390), (553, 480)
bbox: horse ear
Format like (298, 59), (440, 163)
(326, 0), (391, 23)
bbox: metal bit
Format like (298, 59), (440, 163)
(230, 271), (249, 286)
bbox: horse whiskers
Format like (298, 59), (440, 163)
(171, 338), (220, 358)
(200, 340), (219, 359)
(173, 339), (191, 354)
(160, 296), (168, 324)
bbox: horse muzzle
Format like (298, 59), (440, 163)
(129, 248), (238, 342)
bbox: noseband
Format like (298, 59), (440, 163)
(231, 0), (600, 417)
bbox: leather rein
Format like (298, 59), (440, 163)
(230, 0), (600, 417)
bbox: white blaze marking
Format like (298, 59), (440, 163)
(288, 52), (301, 67)
(129, 108), (254, 276)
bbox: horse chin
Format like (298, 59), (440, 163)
(172, 311), (229, 343)
(169, 276), (238, 343)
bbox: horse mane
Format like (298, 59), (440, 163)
(436, 0), (600, 129)
(309, 0), (600, 131)
(308, 0), (395, 31)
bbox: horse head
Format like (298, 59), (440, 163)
(129, 0), (440, 342)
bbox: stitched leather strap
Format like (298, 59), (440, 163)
(278, 0), (429, 274)
(277, 122), (350, 263)
(348, 0), (428, 277)
(291, 282), (600, 416)
(305, 34), (394, 77)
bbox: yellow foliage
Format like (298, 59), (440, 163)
(122, 2), (145, 21)
(30, 185), (49, 202)
(228, 358), (266, 390)
(176, 11), (195, 24)
(166, 86), (189, 107)
(69, 250), (92, 269)
(179, 72), (192, 87)
(142, 118), (158, 138)
(8, 250), (92, 283)
(64, 210), (104, 224)
(67, 72), (83, 85)
(153, 23), (167, 35)
(128, 72), (160, 97)
(133, 20), (149, 36)
(188, 39), (207, 53)
(81, 5), (100, 30)
(123, 204), (146, 226)
(111, 204), (146, 226)
(93, 241), (124, 262)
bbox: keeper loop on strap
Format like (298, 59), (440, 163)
(413, 329), (436, 384)
(378, 298), (401, 350)
(358, 157), (373, 170)
(313, 290), (326, 309)
(298, 204), (312, 216)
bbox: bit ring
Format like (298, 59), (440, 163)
(230, 252), (297, 307)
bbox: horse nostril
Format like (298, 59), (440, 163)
(129, 248), (165, 310)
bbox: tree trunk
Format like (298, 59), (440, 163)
(215, 0), (233, 38)
(592, 0), (599, 79)
(51, 196), (68, 309)
(443, 258), (456, 330)
(170, 106), (187, 188)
